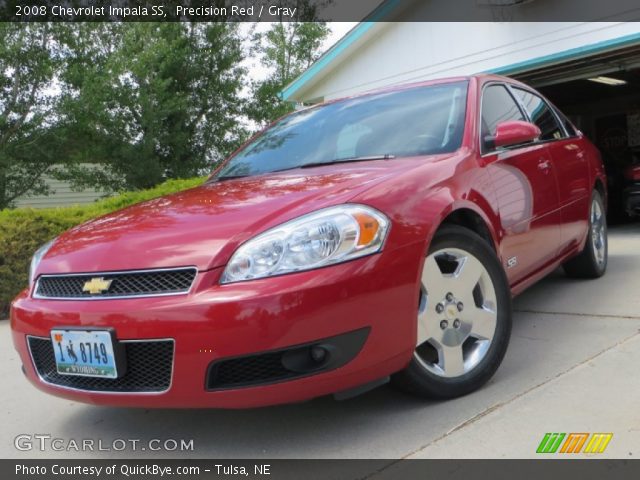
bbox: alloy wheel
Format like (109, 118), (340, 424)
(416, 248), (498, 378)
(591, 197), (606, 266)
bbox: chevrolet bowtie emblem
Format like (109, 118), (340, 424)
(83, 277), (113, 295)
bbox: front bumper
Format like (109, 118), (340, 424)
(11, 243), (423, 408)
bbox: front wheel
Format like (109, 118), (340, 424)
(563, 190), (608, 278)
(393, 225), (512, 399)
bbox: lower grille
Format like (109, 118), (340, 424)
(209, 351), (299, 389)
(28, 337), (173, 393)
(35, 267), (197, 299)
(206, 328), (370, 390)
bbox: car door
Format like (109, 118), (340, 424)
(511, 87), (591, 254)
(480, 83), (562, 284)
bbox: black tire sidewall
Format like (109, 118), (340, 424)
(394, 225), (512, 399)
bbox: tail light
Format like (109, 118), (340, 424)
(624, 165), (640, 182)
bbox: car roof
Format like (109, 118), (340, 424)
(314, 74), (529, 109)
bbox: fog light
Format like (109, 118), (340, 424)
(310, 346), (327, 363)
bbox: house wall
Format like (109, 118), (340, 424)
(14, 165), (107, 209)
(295, 21), (640, 102)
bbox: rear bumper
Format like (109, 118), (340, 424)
(11, 243), (423, 408)
(625, 186), (640, 217)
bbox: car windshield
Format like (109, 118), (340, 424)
(213, 81), (469, 179)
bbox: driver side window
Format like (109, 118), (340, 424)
(481, 85), (526, 154)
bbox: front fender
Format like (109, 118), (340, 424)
(352, 157), (501, 263)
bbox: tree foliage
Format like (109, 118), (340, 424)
(248, 20), (329, 125)
(0, 19), (333, 206)
(0, 24), (66, 209)
(58, 23), (248, 191)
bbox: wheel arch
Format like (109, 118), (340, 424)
(424, 197), (501, 257)
(594, 177), (607, 209)
(439, 208), (497, 253)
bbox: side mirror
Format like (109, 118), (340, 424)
(484, 120), (541, 150)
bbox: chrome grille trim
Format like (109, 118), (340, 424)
(33, 266), (198, 300)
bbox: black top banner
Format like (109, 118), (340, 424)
(2, 0), (640, 22)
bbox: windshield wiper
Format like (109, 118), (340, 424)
(210, 174), (249, 182)
(210, 154), (396, 182)
(299, 154), (395, 169)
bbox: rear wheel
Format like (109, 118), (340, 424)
(563, 190), (608, 278)
(393, 225), (512, 399)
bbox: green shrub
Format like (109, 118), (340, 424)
(0, 177), (205, 316)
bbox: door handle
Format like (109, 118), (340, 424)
(537, 159), (552, 172)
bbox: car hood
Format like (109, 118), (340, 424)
(37, 159), (435, 275)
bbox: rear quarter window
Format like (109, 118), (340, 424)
(513, 88), (565, 141)
(552, 106), (578, 137)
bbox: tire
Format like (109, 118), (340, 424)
(563, 190), (608, 279)
(392, 225), (512, 399)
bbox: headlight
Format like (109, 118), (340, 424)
(221, 205), (390, 284)
(29, 239), (56, 287)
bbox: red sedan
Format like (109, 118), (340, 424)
(11, 74), (607, 408)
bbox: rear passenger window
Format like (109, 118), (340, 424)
(513, 88), (565, 141)
(481, 85), (526, 153)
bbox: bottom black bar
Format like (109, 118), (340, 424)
(3, 459), (640, 480)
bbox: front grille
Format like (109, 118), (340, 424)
(35, 268), (197, 299)
(208, 351), (299, 389)
(28, 337), (173, 393)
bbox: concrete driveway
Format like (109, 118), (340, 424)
(2, 224), (639, 461)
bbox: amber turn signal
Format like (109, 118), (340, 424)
(354, 212), (381, 247)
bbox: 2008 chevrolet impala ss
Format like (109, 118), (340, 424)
(11, 74), (608, 408)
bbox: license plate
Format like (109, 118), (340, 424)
(50, 329), (118, 378)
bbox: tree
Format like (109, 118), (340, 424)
(0, 24), (66, 209)
(248, 19), (330, 125)
(0, 20), (325, 206)
(57, 23), (248, 192)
